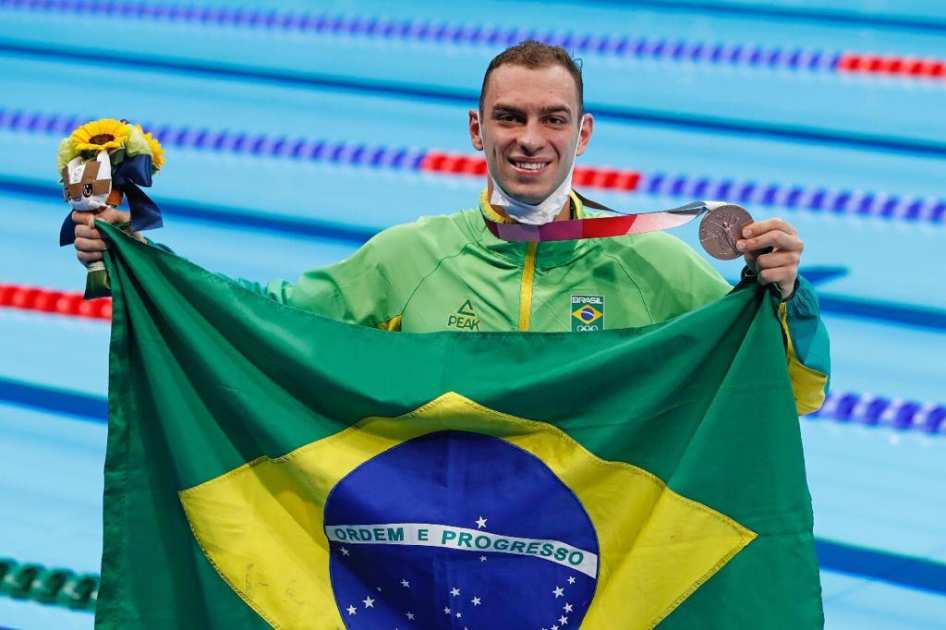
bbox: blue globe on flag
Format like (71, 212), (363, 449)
(324, 430), (600, 628)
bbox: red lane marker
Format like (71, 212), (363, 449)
(0, 284), (111, 322)
(838, 53), (946, 79)
(421, 151), (643, 193)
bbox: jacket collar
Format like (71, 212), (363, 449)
(460, 189), (592, 268)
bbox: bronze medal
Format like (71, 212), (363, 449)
(699, 204), (753, 260)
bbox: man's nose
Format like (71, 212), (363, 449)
(517, 120), (545, 154)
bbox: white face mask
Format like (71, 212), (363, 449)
(486, 117), (584, 226)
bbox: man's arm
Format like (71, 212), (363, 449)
(232, 240), (402, 331)
(737, 217), (830, 415)
(778, 277), (831, 415)
(72, 208), (402, 330)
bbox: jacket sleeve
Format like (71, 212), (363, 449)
(779, 276), (831, 416)
(233, 238), (402, 331)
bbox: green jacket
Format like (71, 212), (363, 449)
(241, 191), (830, 413)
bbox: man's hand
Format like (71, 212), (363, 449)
(73, 205), (136, 268)
(736, 218), (803, 300)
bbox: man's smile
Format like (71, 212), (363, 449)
(508, 157), (552, 175)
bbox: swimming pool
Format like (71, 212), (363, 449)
(0, 1), (944, 627)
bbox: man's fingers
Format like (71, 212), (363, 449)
(74, 224), (101, 240)
(755, 250), (800, 270)
(70, 206), (130, 228)
(737, 230), (803, 253)
(77, 250), (104, 265)
(742, 217), (797, 238)
(97, 206), (131, 224)
(71, 210), (95, 225)
(75, 236), (107, 252)
(758, 267), (793, 286)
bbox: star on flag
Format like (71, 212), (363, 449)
(475, 515), (488, 529)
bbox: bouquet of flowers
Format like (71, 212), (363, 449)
(58, 118), (165, 298)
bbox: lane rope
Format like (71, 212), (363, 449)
(1, 1), (945, 81)
(2, 108), (943, 225)
(0, 557), (98, 613)
(809, 391), (946, 433)
(0, 284), (111, 321)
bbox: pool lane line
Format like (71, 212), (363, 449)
(809, 391), (946, 433)
(3, 41), (946, 159)
(3, 1), (946, 80)
(818, 293), (946, 331)
(574, 0), (946, 34)
(0, 284), (110, 320)
(0, 377), (107, 423)
(4, 111), (945, 225)
(816, 539), (946, 595)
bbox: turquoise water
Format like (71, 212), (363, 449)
(0, 1), (944, 627)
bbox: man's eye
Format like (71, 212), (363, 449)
(546, 117), (566, 126)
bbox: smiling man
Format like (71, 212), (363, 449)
(73, 40), (830, 413)
(472, 50), (592, 223)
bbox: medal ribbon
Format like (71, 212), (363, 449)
(484, 192), (721, 242)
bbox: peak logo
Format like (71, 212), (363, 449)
(448, 300), (480, 331)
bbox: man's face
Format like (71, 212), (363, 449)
(470, 64), (593, 205)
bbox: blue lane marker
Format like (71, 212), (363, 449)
(817, 293), (946, 332)
(816, 539), (946, 595)
(0, 377), (106, 423)
(799, 265), (848, 286)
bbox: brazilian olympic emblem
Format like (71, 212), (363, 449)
(571, 295), (604, 332)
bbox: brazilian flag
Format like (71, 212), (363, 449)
(95, 223), (823, 629)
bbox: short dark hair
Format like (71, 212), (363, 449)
(479, 40), (584, 115)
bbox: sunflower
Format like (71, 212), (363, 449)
(70, 118), (130, 153)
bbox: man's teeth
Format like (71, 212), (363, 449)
(515, 162), (545, 171)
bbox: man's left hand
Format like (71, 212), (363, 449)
(736, 218), (803, 300)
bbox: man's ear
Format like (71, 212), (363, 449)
(469, 109), (484, 151)
(576, 113), (594, 157)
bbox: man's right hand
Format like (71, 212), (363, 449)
(73, 206), (133, 268)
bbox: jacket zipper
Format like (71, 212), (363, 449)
(518, 242), (538, 331)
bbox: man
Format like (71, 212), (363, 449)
(73, 41), (829, 412)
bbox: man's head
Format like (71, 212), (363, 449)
(469, 41), (594, 206)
